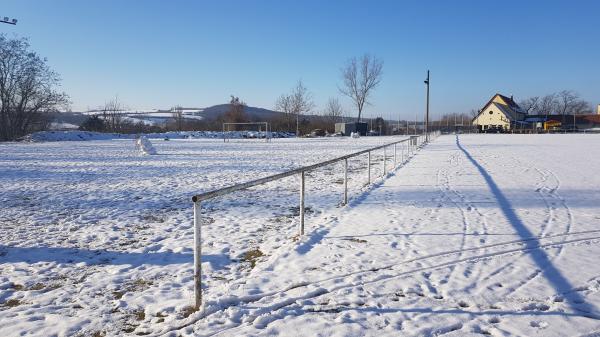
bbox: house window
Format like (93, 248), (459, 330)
(489, 111), (493, 114)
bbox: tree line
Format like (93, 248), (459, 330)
(519, 90), (593, 116)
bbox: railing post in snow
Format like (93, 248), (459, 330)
(193, 200), (202, 310)
(382, 146), (386, 176)
(401, 143), (404, 163)
(343, 158), (348, 205)
(299, 171), (305, 236)
(367, 151), (371, 184)
(393, 143), (397, 167)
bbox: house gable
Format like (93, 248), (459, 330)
(472, 93), (526, 129)
(472, 102), (512, 127)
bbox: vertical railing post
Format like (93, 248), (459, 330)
(401, 143), (404, 163)
(382, 146), (386, 176)
(343, 158), (348, 205)
(299, 171), (305, 236)
(393, 143), (397, 167)
(193, 200), (202, 310)
(367, 151), (371, 184)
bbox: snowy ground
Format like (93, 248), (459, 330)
(0, 135), (405, 336)
(2, 134), (600, 336)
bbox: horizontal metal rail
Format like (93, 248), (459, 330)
(192, 137), (414, 202)
(190, 131), (439, 310)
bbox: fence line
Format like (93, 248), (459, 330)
(191, 131), (440, 309)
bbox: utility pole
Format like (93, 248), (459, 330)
(0, 16), (18, 25)
(424, 70), (430, 141)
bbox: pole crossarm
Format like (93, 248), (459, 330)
(0, 16), (17, 25)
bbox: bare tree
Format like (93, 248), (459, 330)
(538, 94), (557, 116)
(101, 97), (125, 132)
(519, 96), (540, 114)
(0, 34), (69, 141)
(223, 95), (248, 129)
(323, 97), (344, 125)
(172, 105), (184, 131)
(556, 90), (592, 115)
(569, 99), (592, 114)
(521, 91), (592, 116)
(275, 80), (314, 135)
(556, 90), (577, 116)
(339, 54), (383, 122)
(275, 93), (294, 131)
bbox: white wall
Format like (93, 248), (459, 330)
(473, 103), (511, 129)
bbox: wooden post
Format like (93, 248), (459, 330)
(343, 158), (348, 205)
(394, 143), (397, 166)
(193, 200), (202, 310)
(299, 171), (305, 235)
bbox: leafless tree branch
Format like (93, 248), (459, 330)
(339, 54), (383, 122)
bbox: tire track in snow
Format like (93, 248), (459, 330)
(435, 151), (470, 287)
(154, 229), (600, 337)
(201, 234), (600, 337)
(435, 149), (574, 332)
(491, 165), (573, 299)
(471, 156), (573, 300)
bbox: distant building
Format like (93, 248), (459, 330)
(472, 93), (526, 132)
(335, 122), (368, 136)
(597, 104), (600, 115)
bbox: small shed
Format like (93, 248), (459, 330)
(335, 122), (368, 136)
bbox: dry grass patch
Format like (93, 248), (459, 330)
(29, 283), (45, 291)
(3, 298), (22, 307)
(132, 309), (145, 321)
(242, 249), (264, 269)
(180, 305), (196, 318)
(112, 278), (153, 299)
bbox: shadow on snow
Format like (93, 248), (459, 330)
(0, 245), (230, 269)
(455, 134), (598, 317)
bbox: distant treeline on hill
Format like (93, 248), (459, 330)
(74, 102), (355, 136)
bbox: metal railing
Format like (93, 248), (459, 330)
(190, 131), (439, 309)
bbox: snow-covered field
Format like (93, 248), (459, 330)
(2, 134), (600, 337)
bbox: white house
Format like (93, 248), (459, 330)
(472, 93), (526, 132)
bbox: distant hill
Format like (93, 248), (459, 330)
(199, 104), (286, 121)
(52, 104), (329, 128)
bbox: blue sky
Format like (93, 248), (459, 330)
(2, 0), (599, 119)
